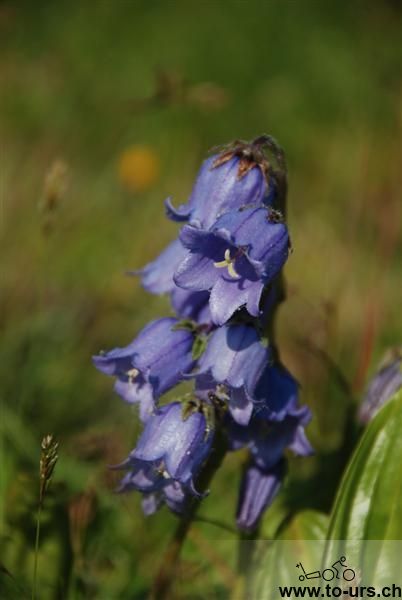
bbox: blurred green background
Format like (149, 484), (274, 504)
(1, 0), (401, 598)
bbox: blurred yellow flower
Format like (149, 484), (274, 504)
(117, 145), (160, 193)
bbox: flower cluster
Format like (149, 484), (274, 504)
(94, 136), (313, 530)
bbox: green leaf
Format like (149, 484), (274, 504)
(171, 319), (196, 332)
(192, 335), (208, 360)
(324, 390), (402, 586)
(251, 510), (329, 599)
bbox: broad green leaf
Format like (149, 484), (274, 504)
(252, 510), (329, 599)
(324, 390), (402, 586)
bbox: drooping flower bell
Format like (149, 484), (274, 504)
(135, 241), (212, 324)
(228, 401), (312, 468)
(165, 138), (277, 228)
(253, 363), (300, 421)
(359, 347), (402, 424)
(174, 206), (290, 325)
(236, 460), (285, 531)
(114, 402), (214, 513)
(137, 238), (187, 296)
(170, 288), (212, 324)
(230, 400), (312, 530)
(192, 324), (270, 425)
(93, 318), (196, 421)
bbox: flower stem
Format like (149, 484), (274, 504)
(32, 501), (42, 600)
(151, 430), (228, 600)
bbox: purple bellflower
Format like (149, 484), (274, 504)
(136, 240), (212, 324)
(236, 460), (285, 531)
(193, 324), (270, 425)
(230, 399), (312, 530)
(228, 402), (313, 470)
(170, 288), (212, 324)
(137, 238), (187, 296)
(95, 136), (313, 529)
(174, 206), (289, 325)
(115, 402), (213, 512)
(93, 318), (195, 421)
(253, 363), (300, 421)
(359, 348), (402, 424)
(165, 153), (270, 228)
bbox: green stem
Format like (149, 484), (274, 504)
(32, 500), (42, 600)
(150, 431), (228, 600)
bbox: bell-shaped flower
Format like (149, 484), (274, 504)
(193, 324), (269, 425)
(230, 398), (312, 529)
(236, 460), (285, 531)
(228, 402), (313, 471)
(170, 288), (212, 325)
(93, 318), (195, 421)
(136, 239), (187, 295)
(140, 482), (189, 516)
(359, 348), (402, 423)
(253, 364), (300, 421)
(174, 206), (289, 325)
(165, 154), (270, 229)
(114, 402), (213, 512)
(135, 241), (212, 324)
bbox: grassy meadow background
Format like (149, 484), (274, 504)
(1, 1), (402, 598)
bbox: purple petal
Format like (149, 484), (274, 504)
(229, 388), (253, 426)
(165, 197), (191, 222)
(359, 355), (402, 423)
(236, 462), (284, 531)
(171, 288), (212, 323)
(209, 277), (264, 325)
(138, 239), (187, 295)
(132, 403), (212, 484)
(197, 325), (269, 393)
(163, 481), (188, 513)
(187, 155), (267, 229)
(116, 460), (162, 493)
(254, 365), (300, 421)
(174, 252), (221, 291)
(114, 379), (155, 421)
(141, 493), (162, 515)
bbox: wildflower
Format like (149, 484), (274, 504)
(136, 244), (212, 324)
(193, 324), (269, 425)
(253, 363), (300, 421)
(94, 135), (313, 534)
(359, 347), (402, 423)
(170, 288), (212, 324)
(115, 402), (213, 512)
(137, 239), (187, 295)
(165, 148), (271, 228)
(231, 400), (312, 529)
(228, 403), (313, 470)
(236, 461), (285, 531)
(174, 206), (289, 325)
(141, 482), (188, 515)
(93, 318), (195, 421)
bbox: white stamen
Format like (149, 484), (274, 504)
(127, 368), (139, 383)
(213, 248), (240, 279)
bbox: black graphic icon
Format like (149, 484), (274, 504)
(296, 556), (356, 582)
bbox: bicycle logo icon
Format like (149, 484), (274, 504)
(296, 556), (356, 582)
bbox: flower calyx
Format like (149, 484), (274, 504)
(211, 135), (286, 182)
